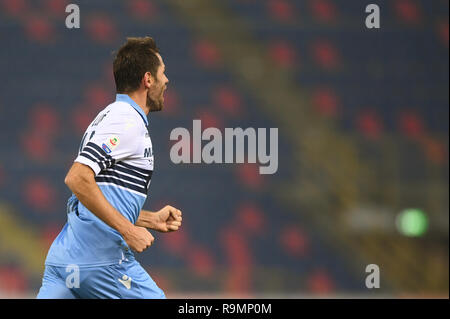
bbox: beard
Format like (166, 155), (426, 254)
(146, 91), (164, 112)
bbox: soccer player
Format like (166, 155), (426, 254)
(37, 37), (182, 299)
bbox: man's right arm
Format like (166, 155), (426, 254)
(64, 162), (154, 253)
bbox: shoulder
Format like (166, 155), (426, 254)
(101, 101), (144, 133)
(107, 101), (140, 120)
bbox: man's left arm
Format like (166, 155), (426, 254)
(136, 205), (182, 232)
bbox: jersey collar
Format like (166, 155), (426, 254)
(115, 94), (149, 126)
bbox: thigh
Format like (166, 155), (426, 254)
(74, 266), (121, 299)
(119, 260), (166, 299)
(56, 261), (165, 299)
(36, 265), (78, 299)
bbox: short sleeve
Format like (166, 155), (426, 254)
(75, 113), (141, 176)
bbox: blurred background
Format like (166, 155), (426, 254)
(0, 0), (448, 298)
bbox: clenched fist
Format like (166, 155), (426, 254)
(122, 225), (155, 253)
(154, 205), (182, 232)
(135, 205), (183, 233)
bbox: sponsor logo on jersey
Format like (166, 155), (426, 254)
(104, 135), (120, 153)
(109, 137), (119, 146)
(144, 147), (153, 157)
(92, 110), (110, 127)
(102, 143), (112, 154)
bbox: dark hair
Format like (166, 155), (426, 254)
(113, 37), (160, 93)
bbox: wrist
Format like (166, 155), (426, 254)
(136, 210), (158, 229)
(117, 219), (135, 237)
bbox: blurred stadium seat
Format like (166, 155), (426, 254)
(0, 0), (447, 298)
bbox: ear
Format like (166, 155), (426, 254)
(143, 72), (154, 89)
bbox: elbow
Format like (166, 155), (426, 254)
(64, 170), (84, 193)
(64, 172), (76, 192)
(65, 163), (94, 194)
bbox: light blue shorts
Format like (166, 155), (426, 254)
(36, 259), (166, 299)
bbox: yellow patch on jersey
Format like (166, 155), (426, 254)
(125, 120), (136, 131)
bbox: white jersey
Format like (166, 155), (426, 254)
(76, 94), (153, 196)
(45, 94), (154, 267)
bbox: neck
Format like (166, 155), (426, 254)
(127, 90), (150, 115)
